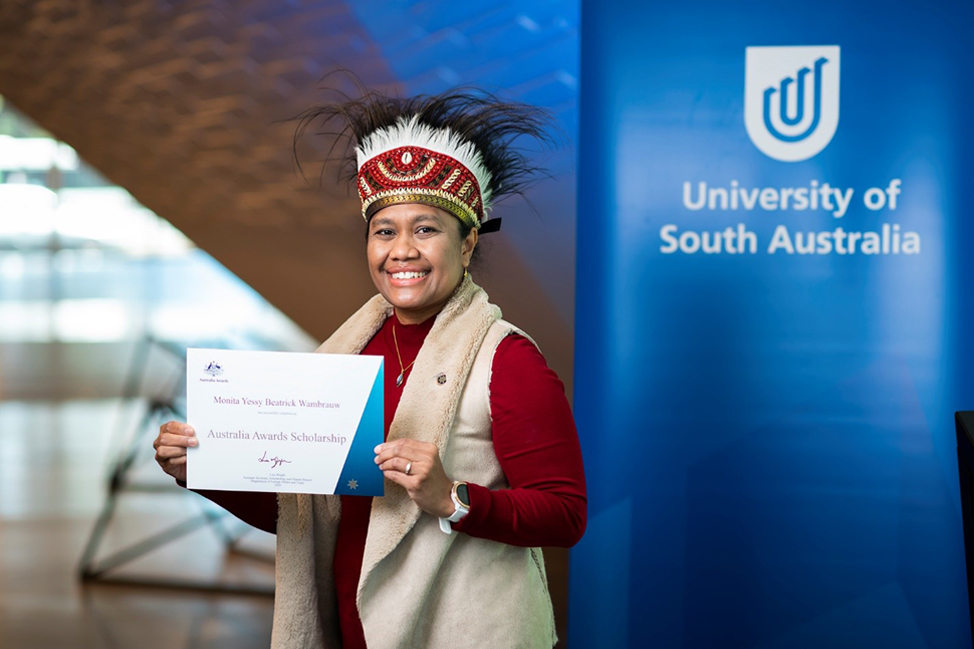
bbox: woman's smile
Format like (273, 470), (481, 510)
(387, 268), (430, 285)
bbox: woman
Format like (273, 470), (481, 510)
(153, 90), (586, 649)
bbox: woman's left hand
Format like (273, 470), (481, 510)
(375, 439), (455, 518)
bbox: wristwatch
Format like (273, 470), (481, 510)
(438, 481), (470, 534)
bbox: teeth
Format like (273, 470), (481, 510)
(391, 271), (428, 279)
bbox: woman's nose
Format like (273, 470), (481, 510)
(390, 233), (419, 259)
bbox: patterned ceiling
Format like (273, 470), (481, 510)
(0, 0), (579, 374)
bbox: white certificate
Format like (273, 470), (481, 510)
(185, 348), (384, 496)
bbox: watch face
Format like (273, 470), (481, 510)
(456, 483), (470, 508)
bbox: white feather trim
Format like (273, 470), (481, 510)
(356, 115), (494, 211)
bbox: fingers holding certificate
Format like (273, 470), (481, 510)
(153, 422), (198, 483)
(185, 348), (384, 496)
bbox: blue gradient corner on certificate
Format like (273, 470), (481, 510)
(335, 360), (384, 496)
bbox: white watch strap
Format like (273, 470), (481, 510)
(438, 507), (469, 534)
(438, 516), (454, 534)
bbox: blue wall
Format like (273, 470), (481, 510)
(570, 1), (974, 647)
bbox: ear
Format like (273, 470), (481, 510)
(461, 227), (478, 267)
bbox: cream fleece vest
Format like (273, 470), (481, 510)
(272, 277), (556, 649)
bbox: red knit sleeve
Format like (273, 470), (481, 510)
(451, 334), (587, 547)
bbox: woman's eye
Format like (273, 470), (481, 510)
(417, 226), (437, 235)
(372, 229), (394, 237)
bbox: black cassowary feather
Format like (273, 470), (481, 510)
(292, 84), (554, 209)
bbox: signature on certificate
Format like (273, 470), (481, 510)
(258, 451), (292, 469)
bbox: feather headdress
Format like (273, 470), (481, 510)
(295, 88), (552, 231)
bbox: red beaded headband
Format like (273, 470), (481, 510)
(356, 116), (492, 230)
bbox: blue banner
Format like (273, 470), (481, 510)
(570, 1), (974, 647)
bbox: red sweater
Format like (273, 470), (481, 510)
(191, 314), (586, 648)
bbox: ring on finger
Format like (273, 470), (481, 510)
(405, 461), (412, 476)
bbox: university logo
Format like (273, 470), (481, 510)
(744, 45), (840, 162)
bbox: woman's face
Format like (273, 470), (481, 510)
(367, 203), (477, 325)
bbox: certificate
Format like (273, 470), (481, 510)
(185, 348), (384, 496)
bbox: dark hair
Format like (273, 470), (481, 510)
(293, 85), (554, 213)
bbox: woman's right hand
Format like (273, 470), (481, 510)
(153, 421), (197, 483)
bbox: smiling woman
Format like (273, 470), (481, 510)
(367, 204), (476, 325)
(152, 89), (586, 649)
